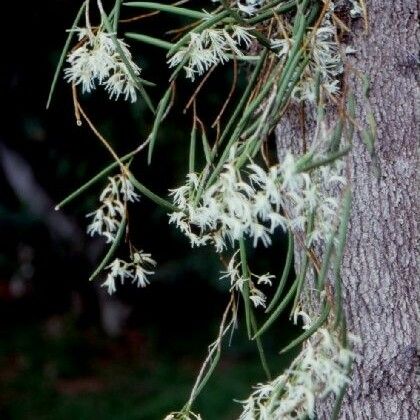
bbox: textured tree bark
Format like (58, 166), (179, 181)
(275, 1), (419, 418)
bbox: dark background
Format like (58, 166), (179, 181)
(0, 1), (298, 418)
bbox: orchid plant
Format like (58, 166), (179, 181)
(49, 0), (368, 418)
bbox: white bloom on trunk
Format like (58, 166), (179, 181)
(169, 146), (345, 250)
(238, 321), (358, 419)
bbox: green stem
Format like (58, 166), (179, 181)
(266, 230), (294, 312)
(333, 188), (352, 327)
(291, 210), (314, 315)
(55, 149), (139, 210)
(148, 86), (172, 164)
(46, 2), (86, 109)
(126, 32), (173, 50)
(297, 146), (351, 173)
(128, 174), (177, 211)
(189, 117), (197, 173)
(248, 0), (297, 24)
(191, 347), (221, 400)
(89, 217), (126, 281)
(167, 10), (230, 57)
(250, 311), (272, 380)
(316, 229), (336, 291)
(279, 302), (330, 354)
(239, 240), (252, 339)
(253, 278), (299, 339)
(113, 0), (123, 32)
(124, 2), (209, 19)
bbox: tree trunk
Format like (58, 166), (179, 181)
(276, 1), (418, 418)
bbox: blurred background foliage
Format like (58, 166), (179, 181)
(0, 1), (299, 418)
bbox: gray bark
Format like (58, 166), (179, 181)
(275, 1), (419, 418)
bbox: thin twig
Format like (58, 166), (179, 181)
(184, 64), (217, 113)
(211, 58), (238, 128)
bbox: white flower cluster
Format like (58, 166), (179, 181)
(101, 251), (157, 295)
(236, 0), (265, 15)
(349, 0), (363, 18)
(64, 28), (141, 102)
(220, 251), (275, 308)
(169, 150), (345, 251)
(169, 157), (288, 252)
(271, 10), (345, 102)
(86, 174), (139, 242)
(282, 152), (346, 246)
(212, 0), (265, 16)
(239, 321), (358, 419)
(168, 26), (254, 81)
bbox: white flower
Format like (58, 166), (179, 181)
(249, 288), (266, 308)
(64, 28), (141, 102)
(107, 258), (132, 282)
(232, 26), (255, 47)
(101, 274), (117, 295)
(349, 0), (363, 18)
(131, 251), (157, 288)
(271, 38), (290, 58)
(119, 177), (140, 202)
(256, 273), (275, 286)
(236, 0), (265, 15)
(86, 174), (140, 242)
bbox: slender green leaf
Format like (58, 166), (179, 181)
(333, 188), (352, 326)
(250, 311), (271, 380)
(266, 230), (294, 312)
(316, 229), (336, 291)
(125, 2), (208, 19)
(279, 302), (330, 354)
(55, 150), (139, 210)
(189, 118), (197, 174)
(253, 278), (299, 339)
(129, 173), (177, 211)
(46, 2), (86, 109)
(297, 146), (351, 173)
(200, 125), (212, 165)
(113, 0), (123, 32)
(148, 87), (172, 164)
(239, 240), (252, 339)
(126, 32), (173, 50)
